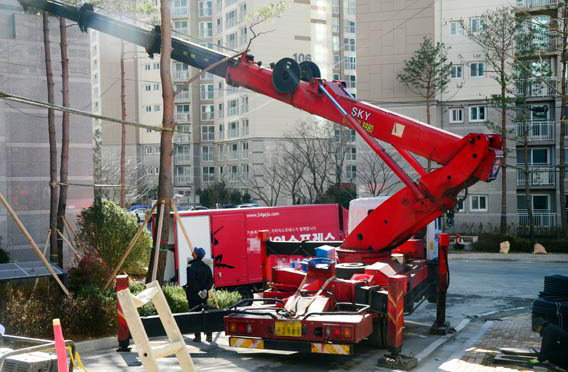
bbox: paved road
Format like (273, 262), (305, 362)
(82, 260), (568, 371)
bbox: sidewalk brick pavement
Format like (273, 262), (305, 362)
(450, 314), (543, 371)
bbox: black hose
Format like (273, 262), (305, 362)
(532, 276), (568, 332)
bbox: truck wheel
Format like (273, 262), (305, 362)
(237, 287), (253, 306)
(335, 263), (365, 279)
(367, 318), (388, 348)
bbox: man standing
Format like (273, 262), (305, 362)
(185, 247), (213, 342)
(532, 317), (568, 370)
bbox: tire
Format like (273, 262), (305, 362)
(367, 318), (388, 349)
(237, 286), (254, 306)
(335, 262), (365, 279)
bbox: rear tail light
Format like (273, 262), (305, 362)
(324, 326), (354, 340)
(229, 321), (252, 334)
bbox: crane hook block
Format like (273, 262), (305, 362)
(272, 58), (301, 94)
(299, 61), (321, 82)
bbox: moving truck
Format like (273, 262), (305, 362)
(163, 204), (348, 298)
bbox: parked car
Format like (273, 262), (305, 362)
(237, 203), (259, 208)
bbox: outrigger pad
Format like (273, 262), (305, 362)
(500, 347), (538, 357)
(377, 353), (418, 370)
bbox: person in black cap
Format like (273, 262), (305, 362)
(532, 316), (568, 370)
(185, 247), (213, 342)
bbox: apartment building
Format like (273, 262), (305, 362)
(356, 0), (523, 233)
(0, 1), (93, 261)
(95, 0), (358, 207)
(513, 0), (564, 231)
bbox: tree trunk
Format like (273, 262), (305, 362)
(559, 5), (568, 238)
(146, 0), (175, 284)
(43, 12), (59, 266)
(120, 39), (127, 208)
(56, 16), (69, 266)
(425, 95), (432, 172)
(500, 58), (508, 234)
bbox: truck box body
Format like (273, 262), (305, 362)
(164, 204), (347, 288)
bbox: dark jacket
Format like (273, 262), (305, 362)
(185, 258), (213, 308)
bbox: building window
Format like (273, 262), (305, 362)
(230, 165), (239, 181)
(470, 62), (485, 77)
(470, 195), (487, 212)
(346, 147), (356, 161)
(346, 165), (357, 179)
(242, 119), (249, 136)
(345, 57), (356, 70)
(153, 104), (161, 112)
(218, 124), (224, 140)
(201, 104), (214, 120)
(153, 62), (160, 69)
(229, 121), (239, 138)
(469, 106), (486, 122)
(172, 0), (188, 17)
(218, 103), (224, 118)
(332, 0), (339, 14)
(518, 194), (550, 211)
(200, 84), (214, 100)
(451, 65), (463, 79)
(332, 36), (340, 52)
(240, 96), (248, 113)
(346, 75), (356, 89)
(144, 84), (152, 91)
(449, 21), (463, 36)
(332, 18), (339, 33)
(216, 17), (223, 33)
(344, 38), (356, 52)
(238, 3), (247, 21)
(345, 0), (355, 15)
(174, 20), (188, 35)
(226, 32), (237, 48)
(153, 83), (160, 90)
(230, 143), (239, 160)
(239, 27), (248, 45)
(202, 166), (215, 182)
(144, 105), (152, 113)
(517, 148), (550, 165)
(145, 146), (153, 155)
(470, 17), (483, 34)
(144, 63), (151, 71)
(242, 142), (249, 158)
(228, 99), (239, 116)
(198, 1), (212, 17)
(449, 108), (464, 123)
(226, 10), (237, 28)
(201, 125), (215, 141)
(241, 164), (249, 178)
(344, 20), (356, 34)
(199, 22), (213, 38)
(174, 145), (191, 162)
(202, 145), (213, 162)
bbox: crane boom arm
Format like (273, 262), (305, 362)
(18, 0), (504, 253)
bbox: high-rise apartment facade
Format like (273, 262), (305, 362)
(356, 0), (527, 233)
(95, 0), (358, 207)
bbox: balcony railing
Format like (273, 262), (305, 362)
(517, 166), (555, 186)
(518, 211), (556, 228)
(515, 0), (557, 7)
(174, 153), (191, 163)
(173, 134), (191, 144)
(174, 175), (191, 186)
(515, 121), (555, 141)
(173, 71), (189, 81)
(175, 113), (190, 122)
(515, 78), (556, 97)
(175, 92), (190, 101)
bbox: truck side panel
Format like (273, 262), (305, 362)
(211, 213), (248, 288)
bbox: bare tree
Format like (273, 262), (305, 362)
(465, 6), (521, 234)
(357, 144), (402, 197)
(242, 156), (284, 206)
(559, 4), (568, 238)
(42, 11), (59, 266)
(56, 16), (70, 266)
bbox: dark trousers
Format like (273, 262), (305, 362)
(539, 324), (568, 370)
(187, 294), (212, 340)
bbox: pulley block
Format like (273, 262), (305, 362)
(299, 61), (321, 82)
(272, 58), (301, 94)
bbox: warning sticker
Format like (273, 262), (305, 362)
(392, 122), (405, 138)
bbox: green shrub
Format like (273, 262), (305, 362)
(207, 290), (242, 309)
(77, 199), (151, 275)
(163, 284), (189, 313)
(67, 253), (110, 291)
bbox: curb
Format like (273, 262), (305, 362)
(75, 336), (116, 354)
(415, 318), (470, 364)
(437, 321), (494, 371)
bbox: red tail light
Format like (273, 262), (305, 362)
(228, 321), (252, 334)
(324, 326), (354, 340)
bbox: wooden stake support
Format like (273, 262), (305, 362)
(0, 191), (70, 297)
(150, 201), (165, 282)
(56, 229), (80, 261)
(104, 202), (158, 289)
(116, 281), (195, 372)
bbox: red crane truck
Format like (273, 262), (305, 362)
(16, 1), (504, 368)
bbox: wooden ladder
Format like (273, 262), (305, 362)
(116, 281), (195, 372)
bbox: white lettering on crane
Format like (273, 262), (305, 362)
(350, 107), (371, 121)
